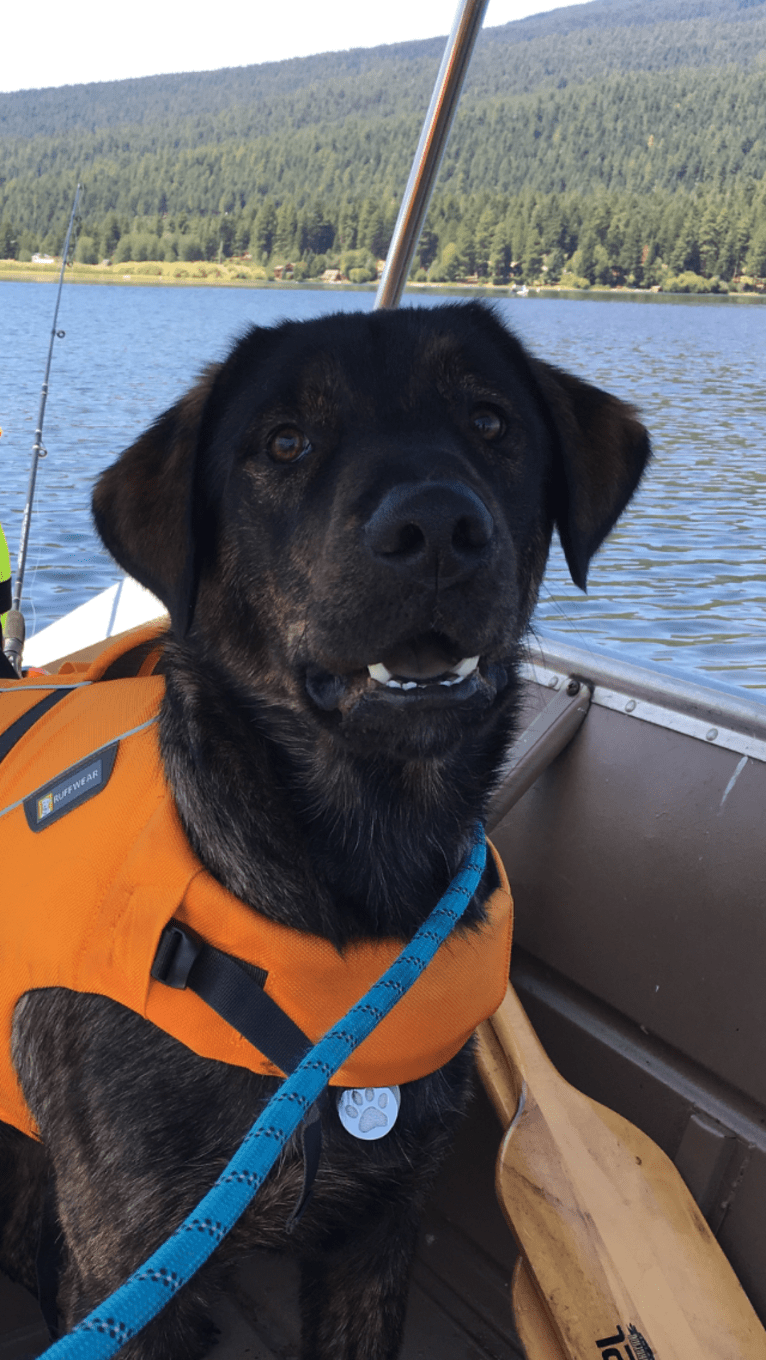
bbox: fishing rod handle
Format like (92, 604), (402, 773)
(2, 610), (25, 677)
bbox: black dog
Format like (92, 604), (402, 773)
(0, 303), (649, 1358)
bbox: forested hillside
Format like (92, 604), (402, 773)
(1, 0), (765, 289)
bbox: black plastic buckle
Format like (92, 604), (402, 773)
(151, 923), (202, 989)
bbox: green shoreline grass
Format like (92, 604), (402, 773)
(1, 259), (764, 299)
(0, 259), (279, 288)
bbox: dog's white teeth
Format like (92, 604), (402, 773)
(368, 664), (406, 689)
(438, 656), (480, 687)
(453, 655), (480, 678)
(369, 655), (480, 689)
(368, 663), (393, 684)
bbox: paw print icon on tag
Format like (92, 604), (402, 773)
(336, 1085), (401, 1140)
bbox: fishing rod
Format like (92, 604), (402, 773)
(3, 182), (81, 675)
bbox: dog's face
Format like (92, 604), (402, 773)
(93, 304), (649, 763)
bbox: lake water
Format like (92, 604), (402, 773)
(1, 280), (765, 694)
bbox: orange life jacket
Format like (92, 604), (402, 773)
(0, 624), (512, 1140)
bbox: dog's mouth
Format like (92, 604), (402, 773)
(366, 633), (479, 691)
(305, 630), (505, 715)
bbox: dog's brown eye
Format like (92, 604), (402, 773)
(471, 407), (505, 441)
(268, 427), (312, 463)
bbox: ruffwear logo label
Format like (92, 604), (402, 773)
(35, 760), (103, 822)
(24, 741), (118, 833)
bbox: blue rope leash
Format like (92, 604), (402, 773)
(43, 824), (486, 1358)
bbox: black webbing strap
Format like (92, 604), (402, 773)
(152, 924), (312, 1074)
(0, 687), (74, 765)
(151, 922), (324, 1225)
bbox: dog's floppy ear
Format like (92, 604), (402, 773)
(531, 360), (651, 590)
(92, 366), (220, 635)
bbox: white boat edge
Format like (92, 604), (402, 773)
(24, 576), (167, 670)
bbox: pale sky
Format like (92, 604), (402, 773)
(1, 0), (589, 94)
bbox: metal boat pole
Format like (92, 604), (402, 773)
(375, 0), (489, 311)
(3, 182), (81, 674)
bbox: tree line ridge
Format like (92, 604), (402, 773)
(1, 0), (765, 291)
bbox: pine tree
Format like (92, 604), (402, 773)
(522, 227), (544, 282)
(253, 197), (277, 260)
(474, 206), (497, 277)
(698, 201), (722, 277)
(274, 198), (298, 257)
(0, 219), (18, 258)
(490, 221), (510, 282)
(744, 222), (766, 278)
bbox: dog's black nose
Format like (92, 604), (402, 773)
(365, 481), (494, 585)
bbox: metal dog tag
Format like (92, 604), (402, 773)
(336, 1085), (401, 1140)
